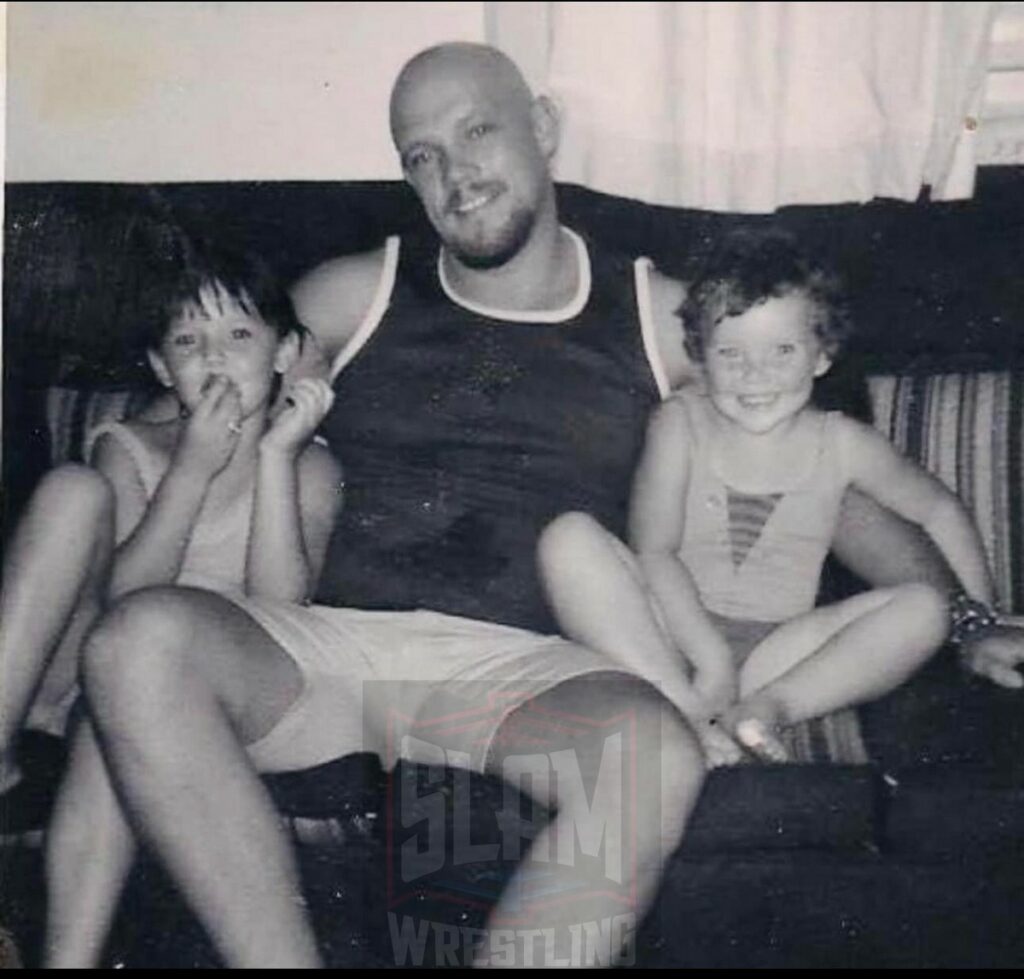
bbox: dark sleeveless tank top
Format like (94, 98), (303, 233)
(315, 231), (661, 633)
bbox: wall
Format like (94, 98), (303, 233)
(4, 1), (486, 182)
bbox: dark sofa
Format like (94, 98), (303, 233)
(2, 173), (1023, 967)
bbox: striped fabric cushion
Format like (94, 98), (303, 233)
(867, 371), (1023, 614)
(45, 387), (154, 466)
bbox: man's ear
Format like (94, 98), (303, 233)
(814, 350), (833, 378)
(147, 349), (175, 389)
(531, 94), (560, 160)
(274, 331), (302, 375)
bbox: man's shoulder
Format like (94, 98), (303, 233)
(645, 264), (687, 317)
(575, 232), (697, 392)
(290, 243), (393, 359)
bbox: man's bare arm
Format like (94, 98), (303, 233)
(289, 245), (390, 371)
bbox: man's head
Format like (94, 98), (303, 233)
(390, 43), (560, 268)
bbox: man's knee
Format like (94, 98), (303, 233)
(657, 703), (706, 839)
(81, 587), (199, 705)
(528, 674), (704, 830)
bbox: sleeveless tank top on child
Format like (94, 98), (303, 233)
(88, 421), (253, 594)
(675, 391), (849, 623)
(315, 230), (664, 633)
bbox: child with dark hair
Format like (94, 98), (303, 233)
(539, 228), (996, 764)
(0, 237), (342, 830)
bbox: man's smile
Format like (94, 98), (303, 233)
(448, 185), (503, 216)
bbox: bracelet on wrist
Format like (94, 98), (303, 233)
(948, 590), (1000, 646)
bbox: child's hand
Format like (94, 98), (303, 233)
(672, 688), (745, 769)
(175, 375), (244, 479)
(693, 663), (739, 717)
(260, 378), (335, 458)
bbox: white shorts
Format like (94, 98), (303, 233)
(226, 597), (632, 774)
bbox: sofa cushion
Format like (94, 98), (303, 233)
(860, 642), (1024, 771)
(883, 764), (1024, 857)
(682, 764), (880, 853)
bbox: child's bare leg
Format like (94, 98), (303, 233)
(44, 719), (135, 968)
(537, 512), (743, 766)
(724, 584), (948, 759)
(0, 465), (113, 786)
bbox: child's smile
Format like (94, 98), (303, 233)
(704, 295), (831, 436)
(735, 393), (781, 409)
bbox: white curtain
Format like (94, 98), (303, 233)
(487, 2), (997, 213)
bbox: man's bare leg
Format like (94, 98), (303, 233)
(833, 488), (957, 590)
(479, 674), (705, 967)
(71, 586), (321, 968)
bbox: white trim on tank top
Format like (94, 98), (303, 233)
(330, 235), (401, 382)
(634, 256), (672, 400)
(437, 227), (591, 323)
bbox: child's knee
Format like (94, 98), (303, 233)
(36, 464), (113, 520)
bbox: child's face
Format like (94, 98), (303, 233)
(703, 293), (831, 435)
(150, 285), (295, 417)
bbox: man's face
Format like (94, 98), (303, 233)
(391, 64), (554, 268)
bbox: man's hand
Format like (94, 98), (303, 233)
(260, 378), (335, 459)
(959, 623), (1024, 689)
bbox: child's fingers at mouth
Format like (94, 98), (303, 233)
(200, 374), (224, 397)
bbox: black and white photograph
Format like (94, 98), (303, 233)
(2, 1), (1023, 968)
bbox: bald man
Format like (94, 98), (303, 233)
(45, 42), (1020, 968)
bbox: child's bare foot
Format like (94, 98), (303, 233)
(719, 697), (790, 763)
(696, 720), (746, 768)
